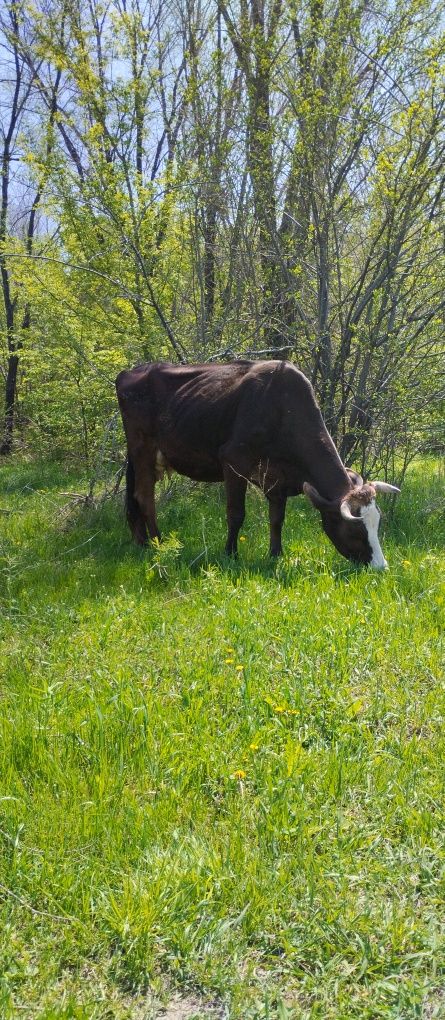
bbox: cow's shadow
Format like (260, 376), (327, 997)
(3, 464), (444, 610)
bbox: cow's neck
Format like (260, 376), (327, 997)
(305, 429), (352, 502)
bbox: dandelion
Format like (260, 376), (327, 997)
(233, 769), (246, 780)
(235, 664), (243, 671)
(403, 559), (411, 566)
(239, 536), (246, 542)
(249, 743), (259, 751)
(225, 658), (234, 664)
(275, 705), (286, 714)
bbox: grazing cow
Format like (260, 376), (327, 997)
(116, 360), (400, 568)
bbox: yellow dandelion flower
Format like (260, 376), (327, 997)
(249, 743), (259, 751)
(239, 536), (247, 542)
(225, 658), (234, 664)
(233, 769), (246, 780)
(275, 705), (286, 714)
(403, 559), (411, 566)
(235, 664), (243, 671)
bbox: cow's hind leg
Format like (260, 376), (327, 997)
(267, 492), (287, 556)
(223, 464), (247, 556)
(126, 450), (160, 545)
(125, 457), (147, 544)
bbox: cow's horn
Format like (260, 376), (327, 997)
(340, 499), (361, 522)
(372, 481), (401, 494)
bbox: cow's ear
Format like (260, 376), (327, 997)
(346, 468), (363, 488)
(303, 482), (332, 510)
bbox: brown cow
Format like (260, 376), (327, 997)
(116, 360), (400, 568)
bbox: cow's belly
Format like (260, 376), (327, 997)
(158, 445), (224, 483)
(171, 459), (224, 482)
(156, 439), (303, 491)
(250, 458), (304, 497)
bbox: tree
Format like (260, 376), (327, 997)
(0, 0), (443, 472)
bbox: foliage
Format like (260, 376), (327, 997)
(0, 0), (444, 469)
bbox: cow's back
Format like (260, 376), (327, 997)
(116, 359), (320, 472)
(117, 360), (255, 446)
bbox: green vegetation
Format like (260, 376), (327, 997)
(1, 1), (444, 1013)
(1, 457), (444, 1019)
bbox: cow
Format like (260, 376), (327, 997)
(115, 360), (400, 568)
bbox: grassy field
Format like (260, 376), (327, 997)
(0, 457), (444, 1020)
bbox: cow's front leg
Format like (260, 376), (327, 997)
(267, 492), (287, 556)
(223, 464), (247, 556)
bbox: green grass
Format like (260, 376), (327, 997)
(0, 457), (444, 1019)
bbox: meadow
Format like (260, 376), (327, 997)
(0, 457), (444, 1020)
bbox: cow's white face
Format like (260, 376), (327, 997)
(303, 479), (400, 568)
(359, 500), (387, 569)
(318, 501), (378, 566)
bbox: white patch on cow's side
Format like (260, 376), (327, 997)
(360, 499), (387, 569)
(155, 449), (172, 481)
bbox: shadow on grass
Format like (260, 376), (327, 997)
(0, 457), (87, 497)
(2, 459), (444, 608)
(387, 467), (445, 551)
(2, 503), (321, 605)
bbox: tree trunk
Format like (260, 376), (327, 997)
(0, 353), (19, 455)
(247, 65), (281, 347)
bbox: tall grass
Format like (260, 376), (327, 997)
(0, 458), (444, 1019)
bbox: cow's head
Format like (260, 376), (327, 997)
(303, 474), (400, 568)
